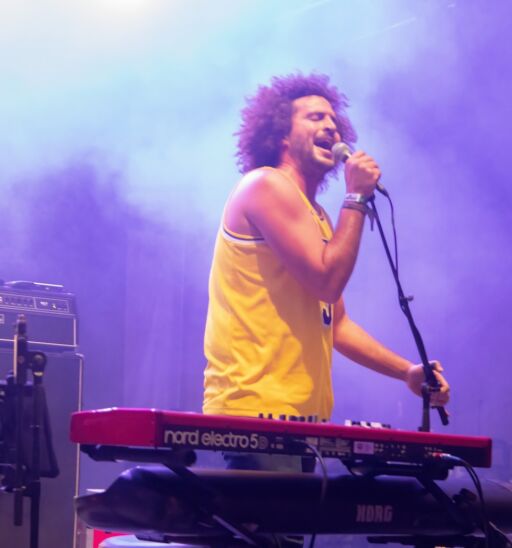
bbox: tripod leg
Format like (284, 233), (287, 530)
(29, 482), (40, 548)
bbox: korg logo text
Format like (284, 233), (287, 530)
(356, 504), (393, 523)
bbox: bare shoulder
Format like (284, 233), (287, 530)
(225, 168), (302, 236)
(224, 168), (283, 236)
(237, 167), (290, 197)
(239, 168), (304, 217)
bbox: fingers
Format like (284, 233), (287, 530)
(430, 366), (450, 406)
(408, 361), (450, 406)
(431, 390), (450, 407)
(347, 151), (379, 172)
(430, 360), (444, 373)
(345, 150), (381, 194)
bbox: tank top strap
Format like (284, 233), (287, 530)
(269, 168), (332, 240)
(226, 167), (332, 241)
(271, 168), (322, 216)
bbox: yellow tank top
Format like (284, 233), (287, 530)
(203, 171), (334, 421)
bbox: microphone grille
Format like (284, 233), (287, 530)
(332, 142), (352, 163)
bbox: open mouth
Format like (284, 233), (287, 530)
(314, 137), (333, 151)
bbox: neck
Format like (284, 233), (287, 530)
(277, 159), (323, 204)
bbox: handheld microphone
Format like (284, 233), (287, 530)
(332, 142), (389, 197)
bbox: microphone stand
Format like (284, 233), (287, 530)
(13, 315), (28, 527)
(367, 197), (449, 432)
(12, 314), (48, 548)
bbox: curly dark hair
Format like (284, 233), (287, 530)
(235, 73), (357, 173)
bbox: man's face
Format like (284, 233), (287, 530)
(282, 95), (341, 174)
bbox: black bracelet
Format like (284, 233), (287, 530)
(342, 201), (368, 215)
(342, 201), (375, 230)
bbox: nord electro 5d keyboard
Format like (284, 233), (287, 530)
(70, 408), (492, 468)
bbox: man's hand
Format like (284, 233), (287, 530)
(344, 151), (381, 197)
(406, 361), (450, 407)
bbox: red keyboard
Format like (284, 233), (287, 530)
(70, 408), (492, 468)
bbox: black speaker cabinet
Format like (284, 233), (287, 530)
(0, 348), (82, 548)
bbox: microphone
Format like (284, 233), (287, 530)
(332, 142), (389, 197)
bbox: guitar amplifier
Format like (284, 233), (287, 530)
(0, 281), (77, 351)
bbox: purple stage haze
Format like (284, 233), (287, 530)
(1, 1), (511, 508)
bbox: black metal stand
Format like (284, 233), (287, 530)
(165, 463), (266, 547)
(367, 197), (449, 431)
(11, 314), (48, 548)
(82, 443), (268, 547)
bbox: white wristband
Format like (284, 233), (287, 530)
(344, 192), (368, 204)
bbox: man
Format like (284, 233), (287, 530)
(203, 73), (449, 453)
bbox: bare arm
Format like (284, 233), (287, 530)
(333, 297), (450, 405)
(333, 297), (412, 379)
(234, 153), (380, 303)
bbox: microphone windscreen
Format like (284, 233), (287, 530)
(332, 142), (352, 163)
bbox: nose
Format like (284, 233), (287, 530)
(323, 116), (338, 135)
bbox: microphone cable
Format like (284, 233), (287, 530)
(368, 190), (449, 428)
